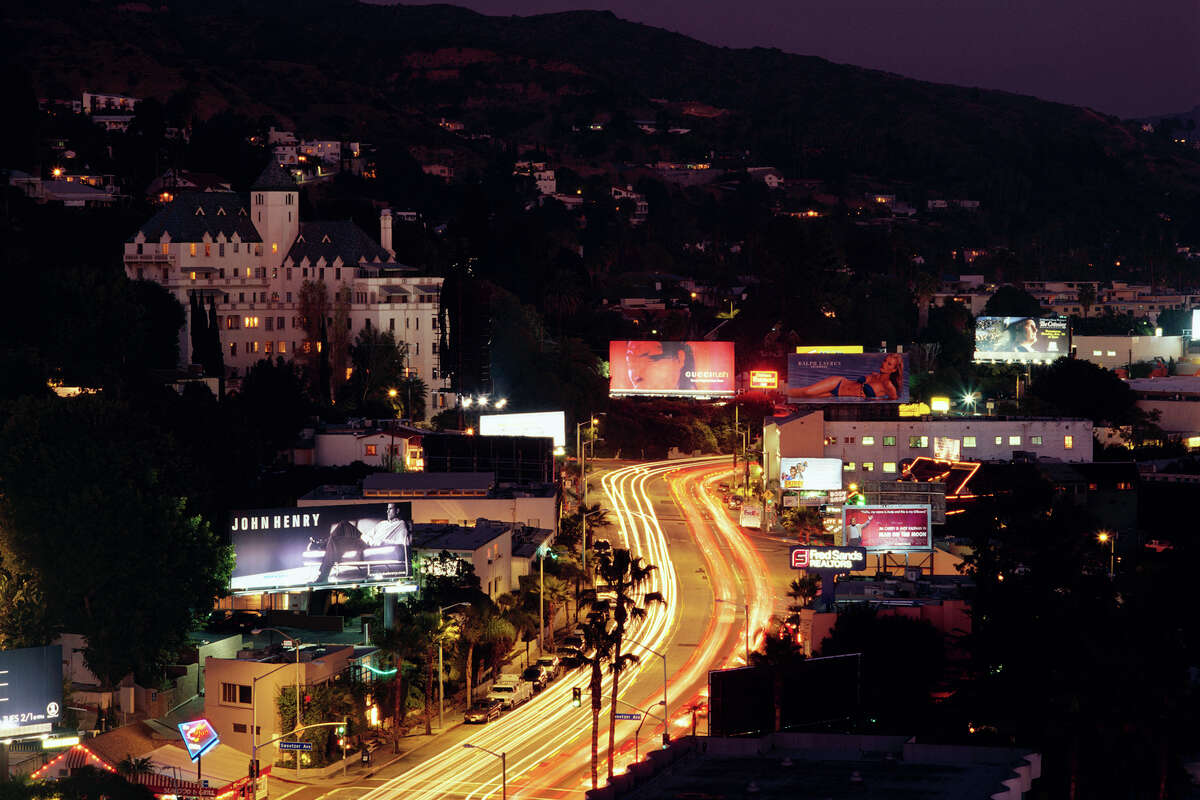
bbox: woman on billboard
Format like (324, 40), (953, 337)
(786, 353), (904, 400)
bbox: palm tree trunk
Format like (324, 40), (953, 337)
(393, 670), (405, 728)
(590, 663), (601, 789)
(465, 642), (475, 710)
(608, 639), (620, 781)
(424, 657), (434, 736)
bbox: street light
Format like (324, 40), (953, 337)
(615, 698), (667, 763)
(1097, 530), (1117, 576)
(716, 598), (750, 663)
(252, 628), (303, 778)
(462, 743), (506, 800)
(247, 660), (296, 785)
(438, 602), (470, 729)
(622, 637), (668, 727)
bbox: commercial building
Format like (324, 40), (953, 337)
(1073, 334), (1185, 372)
(763, 409), (1093, 489)
(1127, 376), (1200, 438)
(122, 162), (450, 417)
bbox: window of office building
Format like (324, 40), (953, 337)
(1009, 435), (1021, 445)
(964, 436), (976, 448)
(861, 436), (875, 446)
(883, 435), (896, 446)
(1032, 435), (1042, 445)
(908, 435), (929, 448)
(994, 436), (1003, 445)
(862, 462), (875, 472)
(365, 445), (378, 456)
(843, 462), (855, 471)
(1065, 435), (1074, 449)
(883, 462), (897, 473)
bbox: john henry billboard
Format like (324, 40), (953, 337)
(0, 645), (63, 736)
(786, 353), (909, 403)
(609, 341), (735, 397)
(973, 316), (1069, 363)
(480, 411), (566, 448)
(780, 458), (843, 491)
(229, 503), (412, 592)
(842, 505), (931, 551)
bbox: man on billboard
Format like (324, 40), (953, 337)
(624, 341), (696, 392)
(787, 353), (904, 401)
(844, 511), (874, 545)
(1008, 318), (1041, 352)
(315, 503), (410, 584)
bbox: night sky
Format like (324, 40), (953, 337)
(412, 0), (1199, 118)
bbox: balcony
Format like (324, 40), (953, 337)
(124, 253), (173, 264)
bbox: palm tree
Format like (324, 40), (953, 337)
(912, 271), (939, 332)
(415, 610), (458, 735)
(592, 548), (663, 782)
(535, 575), (571, 648)
(459, 607), (515, 710)
(373, 607), (421, 729)
(116, 755), (154, 777)
(787, 575), (820, 611)
(1077, 284), (1097, 318)
(574, 618), (616, 790)
(497, 591), (539, 666)
(749, 629), (806, 732)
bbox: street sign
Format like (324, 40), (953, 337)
(278, 741), (313, 752)
(614, 712), (642, 721)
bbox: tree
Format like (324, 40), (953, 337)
(230, 357), (311, 458)
(414, 610), (458, 735)
(1028, 357), (1146, 428)
(529, 574), (570, 649)
(912, 271), (939, 332)
(787, 575), (820, 611)
(117, 755), (154, 777)
(982, 286), (1045, 318)
(373, 603), (421, 729)
(297, 280), (330, 384)
(749, 627), (806, 731)
(1077, 284), (1097, 318)
(574, 618), (616, 789)
(0, 395), (232, 686)
(330, 283), (352, 395)
(459, 606), (514, 710)
(591, 549), (663, 782)
(341, 328), (406, 416)
(497, 591), (539, 665)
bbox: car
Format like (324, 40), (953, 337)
(557, 647), (583, 669)
(207, 609), (263, 634)
(561, 633), (584, 650)
(522, 666), (550, 691)
(486, 678), (533, 709)
(465, 699), (503, 724)
(535, 655), (561, 676)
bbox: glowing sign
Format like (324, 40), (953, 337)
(749, 370), (778, 389)
(609, 341), (735, 398)
(790, 546), (866, 571)
(178, 718), (220, 761)
(779, 458), (842, 490)
(843, 505), (932, 551)
(930, 396), (951, 413)
(480, 411), (566, 448)
(795, 345), (864, 354)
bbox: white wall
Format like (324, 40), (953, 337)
(1073, 335), (1184, 371)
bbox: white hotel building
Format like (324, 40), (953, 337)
(123, 162), (451, 417)
(764, 408), (1093, 488)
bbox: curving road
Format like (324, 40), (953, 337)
(348, 456), (776, 800)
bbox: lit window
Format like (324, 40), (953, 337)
(1032, 435), (1042, 445)
(190, 271), (196, 281)
(252, 341), (259, 353)
(964, 436), (976, 448)
(229, 342), (237, 357)
(264, 341), (272, 354)
(862, 436), (875, 446)
(278, 341), (286, 354)
(883, 436), (896, 446)
(161, 242), (169, 254)
(1106, 350), (1117, 357)
(862, 462), (875, 472)
(843, 462), (855, 471)
(272, 242), (278, 254)
(994, 436), (1003, 445)
(246, 267), (252, 277)
(1065, 435), (1074, 449)
(1009, 435), (1021, 445)
(883, 462), (897, 473)
(365, 444), (378, 456)
(190, 243), (197, 256)
(908, 436), (928, 448)
(1092, 350), (1102, 356)
(204, 243), (211, 257)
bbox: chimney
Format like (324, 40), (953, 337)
(380, 209), (393, 258)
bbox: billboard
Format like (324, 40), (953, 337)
(790, 546), (866, 572)
(609, 341), (735, 397)
(739, 503), (763, 529)
(480, 411), (566, 448)
(749, 370), (778, 389)
(842, 505), (931, 551)
(1193, 309), (1200, 341)
(973, 316), (1069, 363)
(230, 504), (412, 592)
(178, 719), (220, 761)
(795, 345), (864, 354)
(780, 458), (843, 491)
(786, 353), (909, 403)
(932, 437), (961, 461)
(0, 645), (63, 737)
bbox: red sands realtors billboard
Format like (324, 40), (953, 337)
(842, 505), (932, 551)
(609, 341), (735, 397)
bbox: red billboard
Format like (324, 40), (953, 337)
(842, 505), (931, 551)
(609, 341), (735, 397)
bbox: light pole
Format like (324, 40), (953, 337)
(716, 598), (750, 663)
(248, 660), (296, 785)
(387, 388), (399, 468)
(576, 416), (598, 572)
(621, 637), (668, 726)
(252, 628), (303, 778)
(462, 743), (506, 800)
(438, 602), (470, 729)
(615, 698), (666, 763)
(1097, 530), (1117, 577)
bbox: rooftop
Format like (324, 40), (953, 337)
(1127, 376), (1200, 394)
(250, 160), (298, 192)
(412, 519), (517, 552)
(363, 471), (495, 496)
(131, 191), (261, 243)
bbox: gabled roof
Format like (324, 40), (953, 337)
(285, 221), (390, 266)
(251, 160), (297, 192)
(130, 191), (262, 243)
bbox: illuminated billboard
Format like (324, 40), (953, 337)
(480, 411), (566, 448)
(786, 353), (909, 403)
(230, 503), (412, 592)
(932, 437), (961, 461)
(0, 645), (62, 737)
(842, 505), (931, 551)
(178, 719), (220, 761)
(795, 345), (864, 354)
(780, 458), (842, 491)
(609, 341), (735, 397)
(749, 370), (778, 389)
(1192, 309), (1200, 341)
(973, 316), (1069, 363)
(790, 546), (866, 572)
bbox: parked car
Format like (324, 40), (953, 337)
(535, 655), (561, 677)
(465, 698), (503, 724)
(557, 647), (583, 670)
(522, 666), (550, 691)
(486, 677), (533, 709)
(207, 610), (262, 633)
(561, 633), (584, 650)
